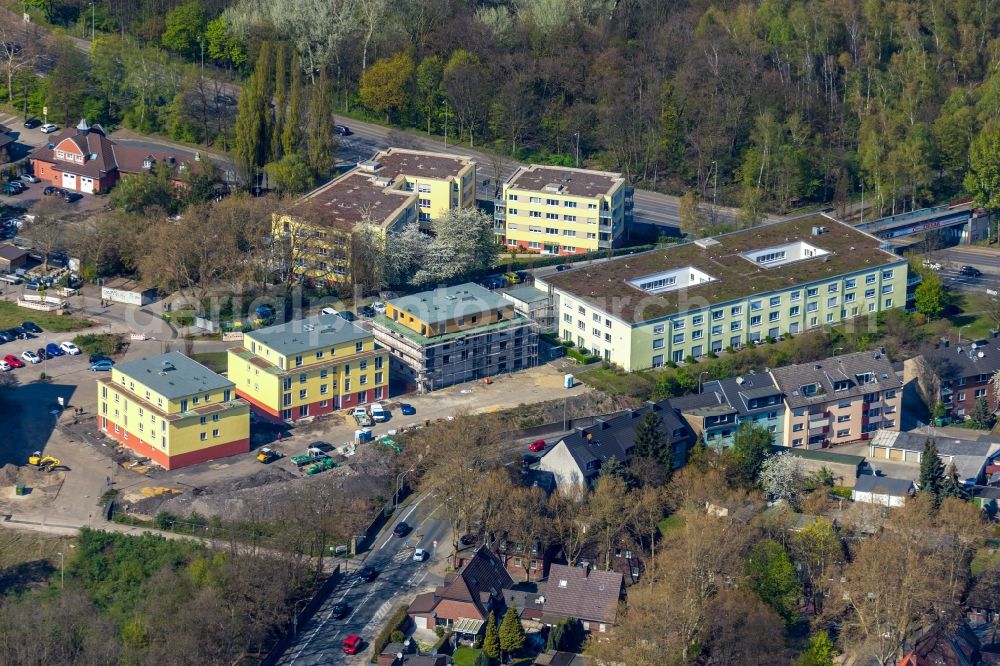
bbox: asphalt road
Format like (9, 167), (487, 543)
(938, 247), (1000, 273)
(278, 495), (448, 665)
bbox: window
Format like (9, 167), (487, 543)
(508, 194), (518, 201)
(375, 371), (383, 384)
(769, 296), (781, 307)
(673, 333), (684, 344)
(320, 384), (328, 395)
(826, 313), (834, 322)
(299, 373), (307, 384)
(976, 388), (988, 398)
(529, 196), (541, 203)
(299, 389), (307, 400)
(712, 325), (722, 335)
(546, 213), (559, 220)
(673, 319), (685, 330)
(212, 414), (219, 422)
(652, 354), (663, 368)
(713, 310), (724, 320)
(769, 311), (780, 322)
(730, 321), (742, 331)
(844, 292), (856, 303)
(546, 198), (558, 205)
(750, 300), (762, 311)
(359, 375), (368, 385)
(692, 329), (703, 340)
(529, 211), (542, 218)
(730, 305), (742, 316)
(806, 287), (818, 297)
(212, 429), (220, 438)
(828, 283), (839, 292)
(653, 324), (664, 334)
(845, 278), (856, 288)
(791, 291), (801, 301)
(836, 429), (851, 438)
(827, 296), (838, 307)
(653, 338), (664, 349)
(865, 288), (876, 299)
(564, 215), (576, 221)
(200, 432), (207, 441)
(564, 201), (576, 208)
(593, 328), (601, 337)
(789, 306), (800, 317)
(837, 414), (851, 422)
(509, 209), (518, 216)
(957, 392), (966, 402)
(750, 315), (761, 327)
(199, 416), (207, 425)
(866, 274), (877, 284)
(884, 299), (892, 307)
(807, 302), (818, 312)
(692, 315), (704, 326)
(563, 229), (576, 237)
(882, 269), (894, 280)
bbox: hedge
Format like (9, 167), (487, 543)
(370, 604), (411, 662)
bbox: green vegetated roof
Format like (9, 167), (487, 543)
(543, 216), (902, 324)
(373, 312), (533, 345)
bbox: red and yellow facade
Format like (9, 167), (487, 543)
(96, 354), (250, 470)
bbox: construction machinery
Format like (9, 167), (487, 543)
(256, 447), (281, 464)
(28, 451), (60, 472)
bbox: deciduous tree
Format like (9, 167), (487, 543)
(745, 539), (801, 624)
(359, 52), (414, 123)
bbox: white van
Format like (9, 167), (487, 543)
(320, 307), (338, 316)
(369, 403), (387, 422)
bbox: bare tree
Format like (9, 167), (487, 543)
(21, 197), (70, 272)
(0, 22), (41, 106)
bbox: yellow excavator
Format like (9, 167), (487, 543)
(28, 451), (61, 472)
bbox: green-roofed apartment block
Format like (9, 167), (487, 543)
(534, 215), (908, 372)
(371, 282), (539, 392)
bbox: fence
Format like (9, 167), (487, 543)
(259, 564), (342, 666)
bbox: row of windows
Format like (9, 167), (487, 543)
(509, 194), (600, 210)
(513, 240), (579, 252)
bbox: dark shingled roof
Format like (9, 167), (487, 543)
(853, 475), (914, 497)
(679, 372), (784, 418)
(769, 349), (901, 409)
(431, 546), (512, 618)
(547, 399), (692, 475)
(0, 244), (28, 261)
(542, 564), (623, 625)
(542, 216), (903, 323)
(918, 336), (1000, 381)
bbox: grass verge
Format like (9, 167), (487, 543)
(0, 301), (91, 332)
(192, 351), (228, 373)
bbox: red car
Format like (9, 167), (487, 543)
(529, 439), (546, 453)
(3, 354), (24, 368)
(342, 634), (362, 655)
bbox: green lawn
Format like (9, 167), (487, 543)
(452, 647), (482, 666)
(657, 513), (685, 537)
(0, 301), (92, 332)
(577, 366), (656, 399)
(192, 351), (228, 374)
(942, 291), (996, 340)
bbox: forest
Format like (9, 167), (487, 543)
(3, 0), (1000, 219)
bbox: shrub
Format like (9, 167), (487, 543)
(684, 355), (696, 364)
(73, 333), (126, 357)
(370, 605), (410, 660)
(666, 360), (678, 368)
(390, 630), (405, 643)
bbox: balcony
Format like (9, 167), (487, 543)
(808, 415), (829, 429)
(600, 209), (614, 219)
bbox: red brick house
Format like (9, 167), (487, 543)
(408, 546), (512, 635)
(30, 119), (190, 194)
(0, 124), (14, 164)
(905, 334), (1000, 421)
(539, 564), (624, 634)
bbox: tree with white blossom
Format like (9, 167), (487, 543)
(758, 453), (804, 506)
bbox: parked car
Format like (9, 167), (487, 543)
(35, 348), (47, 361)
(481, 275), (504, 289)
(337, 310), (357, 322)
(21, 350), (40, 364)
(393, 522), (410, 537)
(413, 548), (427, 562)
(214, 94), (236, 106)
(357, 305), (376, 318)
(369, 403), (387, 422)
(342, 635), (362, 655)
(556, 264), (571, 271)
(45, 342), (64, 357)
(22, 322), (42, 334)
(89, 360), (114, 371)
(63, 192), (82, 203)
(2, 183), (23, 196)
(357, 565), (378, 582)
(89, 354), (112, 364)
(334, 124), (352, 136)
(459, 533), (476, 546)
(960, 265), (982, 277)
(352, 406), (373, 427)
(23, 118), (40, 129)
(330, 602), (349, 619)
(20, 173), (40, 183)
(8, 327), (28, 340)
(4, 354), (24, 368)
(529, 439), (546, 453)
(0, 360), (10, 372)
(39, 123), (58, 133)
(372, 301), (387, 314)
(399, 403), (416, 416)
(60, 341), (81, 355)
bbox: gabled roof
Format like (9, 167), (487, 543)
(918, 336), (1000, 381)
(37, 121), (118, 178)
(853, 475), (914, 497)
(547, 400), (691, 476)
(869, 431), (1000, 484)
(434, 545), (513, 618)
(671, 373), (784, 419)
(542, 564), (623, 625)
(770, 349), (901, 409)
(897, 622), (981, 666)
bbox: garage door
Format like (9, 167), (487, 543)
(889, 449), (903, 461)
(414, 616), (427, 630)
(80, 176), (94, 194)
(61, 172), (76, 190)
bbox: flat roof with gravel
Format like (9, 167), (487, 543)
(507, 165), (624, 199)
(114, 351), (232, 400)
(245, 314), (371, 357)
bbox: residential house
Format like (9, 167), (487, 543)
(495, 165), (631, 254)
(96, 352), (250, 469)
(896, 621), (1000, 666)
(227, 314), (388, 422)
(535, 216), (907, 370)
(868, 430), (1000, 486)
(671, 372), (784, 448)
(539, 564), (624, 634)
(851, 475), (914, 507)
(377, 641), (449, 666)
(972, 485), (1000, 518)
(273, 149), (475, 284)
(904, 334), (1000, 421)
(537, 399), (693, 494)
(502, 285), (555, 333)
(0, 244), (28, 273)
(371, 283), (539, 392)
(769, 349), (902, 448)
(503, 588), (546, 623)
(31, 119), (190, 194)
(407, 546), (513, 634)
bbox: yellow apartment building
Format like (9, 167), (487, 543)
(495, 165), (630, 255)
(227, 313), (388, 422)
(96, 351), (250, 470)
(273, 148), (476, 284)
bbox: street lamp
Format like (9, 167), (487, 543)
(291, 597), (311, 636)
(442, 101), (449, 146)
(57, 551), (64, 588)
(89, 2), (95, 41)
(574, 132), (580, 168)
(394, 468), (414, 508)
(698, 371), (710, 394)
(711, 160), (718, 223)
